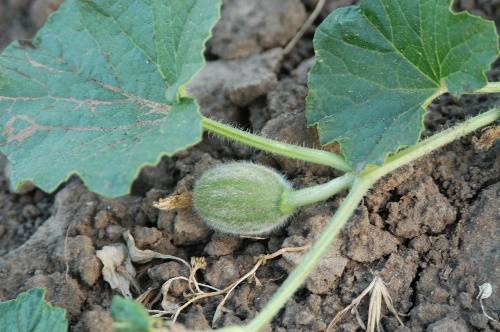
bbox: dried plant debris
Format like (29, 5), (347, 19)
(327, 276), (404, 332)
(157, 256), (219, 314)
(147, 245), (309, 326)
(96, 244), (138, 298)
(153, 192), (193, 211)
(473, 126), (500, 151)
(100, 231), (218, 315)
(99, 231), (308, 327)
(477, 283), (499, 324)
(123, 230), (190, 269)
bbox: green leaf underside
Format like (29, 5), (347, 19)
(307, 0), (499, 169)
(0, 0), (221, 197)
(0, 288), (68, 332)
(110, 296), (153, 332)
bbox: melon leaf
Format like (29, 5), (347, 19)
(0, 0), (221, 196)
(111, 296), (154, 332)
(307, 0), (499, 169)
(0, 288), (67, 332)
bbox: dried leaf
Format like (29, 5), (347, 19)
(160, 277), (185, 314)
(473, 126), (500, 151)
(380, 281), (404, 327)
(477, 283), (493, 300)
(123, 231), (190, 269)
(96, 244), (137, 298)
(477, 282), (499, 324)
(153, 192), (193, 210)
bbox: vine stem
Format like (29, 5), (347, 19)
(201, 116), (351, 172)
(363, 107), (500, 180)
(223, 107), (499, 332)
(281, 173), (355, 211)
(476, 82), (500, 94)
(244, 179), (372, 332)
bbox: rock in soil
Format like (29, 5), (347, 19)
(148, 261), (190, 297)
(54, 235), (102, 287)
(30, 0), (63, 27)
(205, 256), (240, 290)
(204, 232), (242, 257)
(0, 181), (97, 299)
(280, 210), (349, 294)
(189, 49), (282, 123)
(209, 0), (306, 59)
(426, 317), (468, 332)
(450, 182), (500, 312)
(343, 206), (399, 263)
(386, 176), (457, 239)
(74, 307), (113, 332)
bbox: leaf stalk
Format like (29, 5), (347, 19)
(201, 116), (351, 172)
(362, 107), (500, 181)
(476, 82), (500, 94)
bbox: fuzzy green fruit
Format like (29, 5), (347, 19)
(193, 162), (294, 235)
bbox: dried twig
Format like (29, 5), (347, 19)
(151, 245), (309, 325)
(136, 287), (156, 306)
(122, 231), (308, 327)
(209, 247), (307, 326)
(283, 0), (326, 55)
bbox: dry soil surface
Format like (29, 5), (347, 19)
(0, 0), (499, 331)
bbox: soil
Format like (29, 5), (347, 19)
(0, 0), (499, 331)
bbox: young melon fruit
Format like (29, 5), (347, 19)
(193, 162), (294, 235)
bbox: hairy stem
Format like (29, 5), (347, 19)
(244, 179), (372, 332)
(281, 173), (355, 211)
(363, 107), (500, 181)
(476, 82), (500, 94)
(227, 108), (499, 332)
(201, 117), (351, 172)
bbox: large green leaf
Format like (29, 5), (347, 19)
(110, 296), (154, 332)
(307, 0), (499, 169)
(0, 0), (221, 197)
(0, 288), (67, 332)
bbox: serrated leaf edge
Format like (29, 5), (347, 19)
(306, 0), (500, 170)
